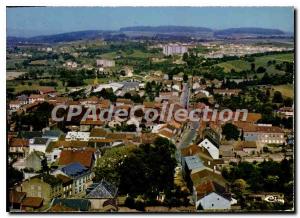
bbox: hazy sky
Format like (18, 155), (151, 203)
(7, 7), (294, 37)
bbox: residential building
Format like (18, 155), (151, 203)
(85, 179), (118, 211)
(58, 150), (95, 168)
(96, 59), (115, 67)
(25, 151), (45, 172)
(55, 162), (93, 195)
(29, 137), (51, 153)
(9, 138), (29, 158)
(21, 174), (63, 203)
(162, 44), (188, 56)
(65, 132), (90, 141)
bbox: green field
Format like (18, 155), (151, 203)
(7, 79), (66, 94)
(217, 60), (251, 72)
(272, 84), (294, 98)
(216, 53), (294, 73)
(100, 49), (162, 60)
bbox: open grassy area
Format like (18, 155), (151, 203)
(217, 60), (250, 72)
(255, 53), (294, 64)
(100, 49), (162, 60)
(216, 53), (294, 73)
(7, 79), (66, 94)
(272, 84), (294, 98)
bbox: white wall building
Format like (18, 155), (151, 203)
(162, 44), (188, 56)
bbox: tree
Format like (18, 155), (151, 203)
(256, 66), (266, 74)
(182, 52), (189, 62)
(273, 91), (283, 103)
(284, 97), (293, 107)
(233, 179), (247, 193)
(183, 73), (188, 82)
(240, 129), (244, 141)
(222, 123), (240, 140)
(8, 165), (24, 188)
(251, 63), (256, 72)
(118, 137), (176, 197)
(41, 157), (49, 174)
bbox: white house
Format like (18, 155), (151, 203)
(65, 132), (90, 141)
(198, 138), (219, 160)
(195, 181), (234, 211)
(197, 192), (232, 210)
(29, 137), (51, 153)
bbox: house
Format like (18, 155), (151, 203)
(55, 162), (93, 195)
(28, 94), (46, 104)
(65, 132), (90, 141)
(182, 155), (213, 178)
(195, 180), (233, 211)
(237, 123), (285, 145)
(21, 197), (43, 211)
(9, 100), (26, 110)
(198, 138), (220, 160)
(9, 138), (29, 158)
(25, 151), (45, 172)
(39, 87), (56, 95)
(42, 130), (63, 142)
(56, 174), (73, 198)
(85, 179), (118, 211)
(213, 89), (241, 96)
(9, 190), (26, 209)
(21, 174), (63, 203)
(51, 198), (91, 212)
(190, 169), (236, 210)
(235, 141), (258, 154)
(58, 150), (95, 168)
(96, 59), (115, 67)
(29, 137), (51, 153)
(278, 107), (293, 118)
(89, 128), (108, 140)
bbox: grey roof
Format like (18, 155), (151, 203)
(52, 198), (91, 211)
(121, 81), (140, 90)
(32, 137), (49, 145)
(184, 155), (204, 171)
(19, 131), (43, 139)
(43, 130), (63, 138)
(86, 179), (117, 199)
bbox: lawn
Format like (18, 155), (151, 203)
(7, 79), (66, 94)
(216, 52), (294, 73)
(217, 60), (250, 72)
(255, 53), (294, 64)
(272, 84), (294, 98)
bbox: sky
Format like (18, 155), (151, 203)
(7, 7), (294, 37)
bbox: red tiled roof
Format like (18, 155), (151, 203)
(58, 150), (94, 168)
(9, 138), (29, 147)
(49, 204), (74, 212)
(21, 197), (43, 208)
(9, 191), (26, 204)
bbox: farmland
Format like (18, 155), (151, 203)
(216, 53), (294, 73)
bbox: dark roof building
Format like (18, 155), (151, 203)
(86, 180), (118, 199)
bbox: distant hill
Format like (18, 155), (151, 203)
(120, 25), (213, 33)
(7, 30), (112, 44)
(214, 27), (285, 36)
(7, 26), (290, 44)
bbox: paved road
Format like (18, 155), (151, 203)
(180, 83), (189, 109)
(179, 121), (199, 149)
